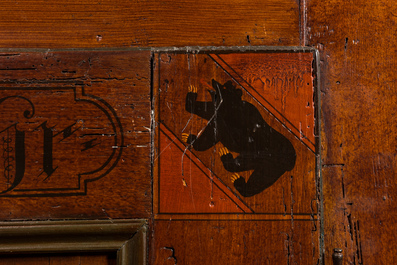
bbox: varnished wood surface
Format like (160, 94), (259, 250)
(151, 220), (319, 264)
(0, 0), (300, 48)
(0, 51), (151, 219)
(307, 0), (397, 263)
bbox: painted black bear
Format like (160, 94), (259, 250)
(182, 79), (296, 197)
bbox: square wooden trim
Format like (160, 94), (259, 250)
(0, 219), (147, 265)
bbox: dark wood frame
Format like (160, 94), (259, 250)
(0, 219), (147, 265)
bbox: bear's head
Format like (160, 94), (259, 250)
(209, 79), (243, 106)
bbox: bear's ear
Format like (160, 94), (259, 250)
(212, 79), (221, 89)
(212, 79), (223, 95)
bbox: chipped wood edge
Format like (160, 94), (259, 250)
(0, 46), (317, 53)
(152, 52), (160, 217)
(0, 219), (147, 265)
(313, 48), (324, 265)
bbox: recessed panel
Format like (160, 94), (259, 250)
(0, 51), (151, 219)
(154, 50), (319, 220)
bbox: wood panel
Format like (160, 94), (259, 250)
(0, 0), (301, 48)
(0, 51), (151, 219)
(151, 220), (319, 264)
(153, 51), (319, 218)
(307, 0), (397, 263)
(152, 49), (321, 264)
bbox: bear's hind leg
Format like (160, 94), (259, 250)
(233, 160), (286, 197)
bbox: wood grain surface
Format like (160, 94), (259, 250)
(307, 0), (397, 263)
(151, 220), (319, 264)
(0, 0), (300, 48)
(0, 51), (151, 220)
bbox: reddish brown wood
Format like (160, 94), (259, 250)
(0, 51), (151, 220)
(214, 52), (316, 150)
(307, 0), (397, 263)
(158, 123), (252, 214)
(0, 0), (300, 48)
(151, 220), (319, 264)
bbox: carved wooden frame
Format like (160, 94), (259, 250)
(0, 219), (147, 264)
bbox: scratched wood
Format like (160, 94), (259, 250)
(0, 51), (151, 219)
(307, 0), (397, 263)
(0, 0), (300, 48)
(151, 220), (319, 264)
(153, 51), (319, 218)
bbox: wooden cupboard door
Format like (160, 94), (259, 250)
(2, 0), (397, 264)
